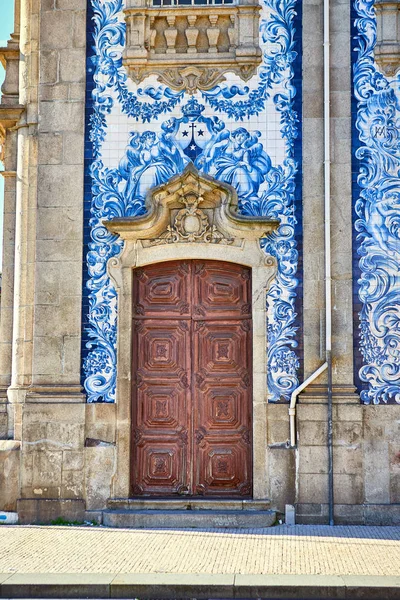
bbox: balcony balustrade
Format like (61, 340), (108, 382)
(123, 0), (262, 93)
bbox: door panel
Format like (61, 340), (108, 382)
(194, 321), (251, 381)
(132, 319), (191, 495)
(131, 260), (252, 497)
(133, 261), (191, 318)
(193, 261), (252, 320)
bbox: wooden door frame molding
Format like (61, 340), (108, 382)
(105, 165), (279, 500)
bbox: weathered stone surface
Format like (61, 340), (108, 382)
(17, 498), (85, 524)
(0, 441), (20, 511)
(85, 446), (116, 510)
(364, 440), (391, 504)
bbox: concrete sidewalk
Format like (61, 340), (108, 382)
(0, 525), (399, 598)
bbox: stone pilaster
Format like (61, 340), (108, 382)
(29, 0), (86, 396)
(302, 0), (356, 395)
(330, 0), (355, 390)
(302, 0), (326, 379)
(0, 2), (24, 432)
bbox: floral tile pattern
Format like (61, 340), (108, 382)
(82, 0), (303, 403)
(352, 0), (400, 404)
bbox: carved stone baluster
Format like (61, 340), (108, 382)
(150, 17), (157, 51)
(207, 15), (220, 54)
(228, 15), (237, 51)
(153, 17), (168, 55)
(165, 16), (178, 54)
(186, 16), (199, 54)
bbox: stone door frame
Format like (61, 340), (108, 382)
(106, 166), (279, 500)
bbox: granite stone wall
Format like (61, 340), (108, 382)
(0, 0), (398, 523)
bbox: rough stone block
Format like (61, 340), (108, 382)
(38, 132), (63, 165)
(335, 404), (362, 421)
(31, 336), (63, 376)
(333, 503), (364, 525)
(0, 407), (8, 439)
(39, 101), (84, 133)
(364, 504), (400, 526)
(73, 10), (87, 48)
(296, 502), (329, 525)
(39, 50), (59, 85)
(0, 442), (20, 511)
(36, 239), (83, 263)
(34, 300), (81, 338)
(56, 0), (87, 10)
(267, 448), (295, 512)
(17, 498), (85, 524)
(63, 131), (84, 165)
(60, 48), (86, 82)
(37, 164), (84, 207)
(267, 420), (290, 445)
(297, 404), (327, 421)
(40, 11), (74, 50)
(62, 335), (82, 378)
(85, 403), (116, 445)
(298, 446), (328, 474)
(62, 450), (84, 471)
(24, 421), (85, 453)
(85, 446), (116, 510)
(333, 474), (363, 504)
(61, 468), (84, 499)
(333, 446), (363, 474)
(31, 450), (63, 492)
(298, 473), (328, 504)
(68, 82), (86, 101)
(298, 421), (328, 445)
(364, 440), (390, 504)
(39, 83), (70, 102)
(266, 403), (290, 420)
(333, 422), (362, 445)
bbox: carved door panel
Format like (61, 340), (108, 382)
(131, 260), (252, 497)
(131, 262), (192, 496)
(193, 262), (252, 496)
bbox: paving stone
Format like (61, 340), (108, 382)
(0, 525), (399, 579)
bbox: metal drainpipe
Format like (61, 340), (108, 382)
(289, 0), (334, 525)
(323, 0), (334, 527)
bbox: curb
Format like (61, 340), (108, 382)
(1, 573), (400, 599)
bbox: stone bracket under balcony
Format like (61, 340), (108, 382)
(123, 1), (262, 94)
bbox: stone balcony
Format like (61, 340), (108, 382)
(374, 0), (400, 77)
(123, 0), (262, 93)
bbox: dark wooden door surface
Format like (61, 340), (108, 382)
(131, 260), (252, 497)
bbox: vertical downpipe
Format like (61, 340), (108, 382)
(323, 0), (334, 526)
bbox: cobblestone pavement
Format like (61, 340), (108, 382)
(0, 525), (399, 576)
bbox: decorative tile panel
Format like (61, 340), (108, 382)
(352, 0), (400, 404)
(82, 0), (303, 403)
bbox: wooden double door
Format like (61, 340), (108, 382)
(131, 260), (253, 497)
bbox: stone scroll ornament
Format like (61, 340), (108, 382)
(83, 0), (301, 403)
(353, 0), (400, 404)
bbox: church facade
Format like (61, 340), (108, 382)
(0, 0), (399, 525)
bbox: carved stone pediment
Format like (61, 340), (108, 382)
(104, 164), (279, 254)
(123, 0), (262, 93)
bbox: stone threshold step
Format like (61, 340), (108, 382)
(102, 508), (277, 529)
(1, 573), (399, 599)
(107, 498), (272, 511)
